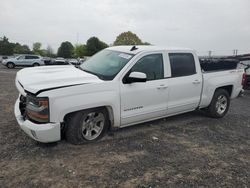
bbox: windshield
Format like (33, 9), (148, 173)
(80, 49), (134, 80)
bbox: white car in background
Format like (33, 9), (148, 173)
(0, 56), (12, 64)
(2, 55), (44, 68)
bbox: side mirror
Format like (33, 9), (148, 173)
(126, 72), (147, 83)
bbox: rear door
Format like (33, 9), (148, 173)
(24, 55), (32, 66)
(167, 52), (202, 115)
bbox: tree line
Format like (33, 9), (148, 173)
(0, 31), (150, 58)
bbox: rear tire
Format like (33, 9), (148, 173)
(206, 89), (230, 118)
(6, 62), (15, 69)
(65, 108), (109, 144)
(33, 63), (40, 67)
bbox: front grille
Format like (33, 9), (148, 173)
(19, 95), (27, 119)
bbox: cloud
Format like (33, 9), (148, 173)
(0, 0), (249, 55)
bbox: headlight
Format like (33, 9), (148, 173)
(26, 95), (49, 123)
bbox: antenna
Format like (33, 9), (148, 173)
(130, 46), (138, 51)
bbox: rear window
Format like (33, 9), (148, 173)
(169, 53), (196, 77)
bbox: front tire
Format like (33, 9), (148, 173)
(206, 89), (230, 118)
(6, 62), (15, 69)
(65, 108), (109, 144)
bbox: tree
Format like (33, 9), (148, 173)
(57, 41), (74, 58)
(32, 42), (43, 55)
(74, 44), (87, 58)
(85, 37), (108, 56)
(46, 45), (55, 57)
(0, 36), (15, 55)
(113, 31), (144, 46)
(143, 42), (151, 45)
(13, 43), (32, 54)
(21, 45), (32, 53)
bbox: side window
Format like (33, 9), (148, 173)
(25, 56), (39, 59)
(25, 56), (32, 59)
(169, 53), (196, 77)
(18, 55), (25, 60)
(130, 54), (164, 81)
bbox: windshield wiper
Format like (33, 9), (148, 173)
(78, 67), (105, 80)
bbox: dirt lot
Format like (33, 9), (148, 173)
(0, 65), (250, 188)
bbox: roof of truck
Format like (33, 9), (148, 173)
(107, 45), (194, 54)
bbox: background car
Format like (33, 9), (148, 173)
(0, 56), (8, 63)
(68, 59), (80, 66)
(237, 60), (250, 89)
(54, 59), (70, 65)
(2, 55), (44, 68)
(43, 57), (70, 66)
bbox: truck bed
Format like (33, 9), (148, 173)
(199, 58), (239, 72)
(199, 69), (244, 108)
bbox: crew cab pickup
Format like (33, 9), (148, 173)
(14, 46), (245, 144)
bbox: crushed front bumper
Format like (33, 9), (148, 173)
(14, 98), (61, 143)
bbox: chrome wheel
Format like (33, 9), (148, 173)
(215, 95), (228, 115)
(81, 112), (105, 140)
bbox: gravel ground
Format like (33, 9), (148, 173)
(0, 65), (250, 188)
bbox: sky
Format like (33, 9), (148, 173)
(0, 0), (250, 56)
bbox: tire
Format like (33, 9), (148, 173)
(206, 89), (230, 118)
(6, 62), (15, 69)
(65, 108), (109, 144)
(33, 63), (40, 67)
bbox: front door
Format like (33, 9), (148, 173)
(15, 55), (25, 66)
(120, 53), (168, 126)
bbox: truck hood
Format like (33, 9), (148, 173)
(16, 65), (103, 95)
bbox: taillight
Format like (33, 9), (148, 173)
(242, 72), (246, 86)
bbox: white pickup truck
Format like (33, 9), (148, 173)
(14, 46), (244, 144)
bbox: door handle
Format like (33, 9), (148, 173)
(193, 80), (201, 84)
(157, 85), (168, 89)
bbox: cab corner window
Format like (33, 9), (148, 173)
(130, 54), (164, 81)
(169, 53), (196, 77)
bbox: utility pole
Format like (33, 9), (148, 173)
(233, 49), (238, 56)
(76, 33), (79, 45)
(208, 50), (212, 58)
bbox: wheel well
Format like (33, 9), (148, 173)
(6, 62), (15, 67)
(216, 85), (233, 97)
(62, 106), (114, 131)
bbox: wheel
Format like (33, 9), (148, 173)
(6, 62), (15, 69)
(206, 89), (230, 118)
(33, 63), (40, 67)
(65, 108), (109, 144)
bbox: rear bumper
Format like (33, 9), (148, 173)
(14, 98), (61, 143)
